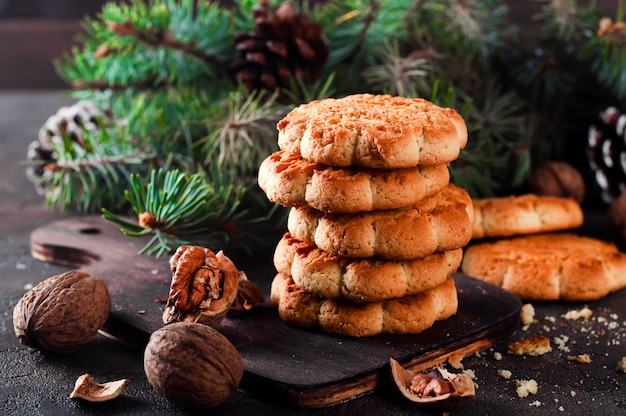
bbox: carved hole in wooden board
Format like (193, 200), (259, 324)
(79, 227), (101, 235)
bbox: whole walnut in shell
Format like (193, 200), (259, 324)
(144, 322), (243, 410)
(528, 161), (585, 204)
(607, 192), (626, 242)
(13, 270), (111, 354)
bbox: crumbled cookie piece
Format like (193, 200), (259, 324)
(497, 369), (512, 379)
(516, 379), (538, 398)
(448, 352), (464, 370)
(508, 336), (552, 356)
(617, 356), (626, 373)
(553, 335), (570, 353)
(520, 303), (535, 326)
(567, 354), (592, 364)
(562, 307), (592, 321)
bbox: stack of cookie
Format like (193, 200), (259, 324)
(258, 94), (473, 337)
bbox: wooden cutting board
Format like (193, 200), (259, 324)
(30, 215), (522, 408)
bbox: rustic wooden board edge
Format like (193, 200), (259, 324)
(237, 313), (519, 408)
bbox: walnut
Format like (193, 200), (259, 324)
(528, 161), (585, 204)
(390, 358), (475, 411)
(163, 246), (241, 326)
(607, 192), (626, 242)
(13, 270), (111, 354)
(144, 322), (243, 409)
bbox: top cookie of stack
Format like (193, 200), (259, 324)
(259, 94), (472, 337)
(259, 94), (468, 213)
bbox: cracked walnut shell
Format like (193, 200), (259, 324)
(162, 246), (242, 326)
(13, 270), (111, 354)
(390, 358), (475, 411)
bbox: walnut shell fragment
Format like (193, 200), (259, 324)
(390, 358), (475, 411)
(13, 270), (111, 354)
(163, 247), (240, 326)
(69, 374), (129, 402)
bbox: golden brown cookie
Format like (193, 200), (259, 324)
(270, 273), (458, 337)
(258, 150), (451, 213)
(273, 232), (462, 302)
(277, 94), (468, 169)
(471, 194), (583, 239)
(287, 183), (473, 260)
(461, 233), (626, 301)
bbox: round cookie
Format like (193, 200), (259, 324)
(461, 233), (626, 301)
(258, 150), (450, 213)
(277, 94), (468, 169)
(274, 232), (462, 302)
(472, 194), (583, 239)
(270, 273), (458, 337)
(287, 183), (473, 260)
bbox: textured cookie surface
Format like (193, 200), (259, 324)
(258, 150), (450, 213)
(274, 232), (462, 302)
(472, 194), (583, 239)
(277, 94), (467, 168)
(270, 273), (458, 337)
(461, 234), (626, 301)
(287, 183), (473, 260)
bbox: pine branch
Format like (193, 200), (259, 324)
(39, 119), (159, 212)
(102, 167), (257, 257)
(361, 39), (438, 96)
(586, 15), (626, 99)
(200, 89), (289, 177)
(55, 0), (237, 92)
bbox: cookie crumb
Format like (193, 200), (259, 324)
(617, 356), (626, 373)
(567, 354), (592, 364)
(516, 379), (538, 398)
(563, 307), (592, 321)
(520, 303), (535, 326)
(497, 369), (512, 379)
(448, 352), (464, 369)
(508, 336), (552, 356)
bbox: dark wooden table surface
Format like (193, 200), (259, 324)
(2, 91), (626, 415)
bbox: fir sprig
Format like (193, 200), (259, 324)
(38, 117), (156, 212)
(102, 167), (250, 257)
(586, 13), (626, 99)
(55, 0), (236, 90)
(200, 89), (289, 177)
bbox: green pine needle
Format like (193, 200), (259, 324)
(102, 167), (254, 257)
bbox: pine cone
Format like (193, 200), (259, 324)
(26, 101), (113, 194)
(587, 106), (626, 204)
(229, 1), (329, 93)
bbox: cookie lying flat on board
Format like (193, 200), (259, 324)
(269, 273), (458, 337)
(277, 94), (467, 169)
(273, 232), (462, 302)
(471, 194), (583, 239)
(461, 233), (626, 301)
(258, 150), (450, 213)
(287, 183), (473, 260)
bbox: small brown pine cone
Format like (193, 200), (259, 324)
(229, 1), (329, 93)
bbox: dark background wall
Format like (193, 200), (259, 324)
(0, 0), (617, 89)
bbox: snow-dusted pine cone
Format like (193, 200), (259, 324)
(587, 106), (626, 203)
(229, 1), (328, 93)
(26, 100), (113, 194)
